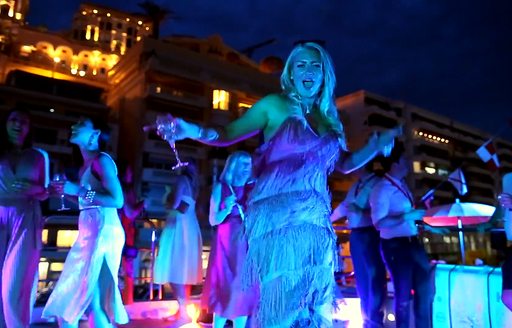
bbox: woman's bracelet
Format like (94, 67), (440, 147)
(79, 188), (96, 204)
(197, 125), (220, 142)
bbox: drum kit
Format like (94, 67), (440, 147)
(422, 174), (512, 264)
(333, 199), (500, 265)
(422, 199), (496, 264)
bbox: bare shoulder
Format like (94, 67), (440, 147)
(23, 148), (45, 164)
(93, 153), (117, 174)
(261, 93), (286, 104)
(252, 93), (286, 112)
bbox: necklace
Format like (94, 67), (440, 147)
(301, 102), (313, 115)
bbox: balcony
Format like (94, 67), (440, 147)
(7, 48), (109, 86)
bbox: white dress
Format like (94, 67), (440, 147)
(42, 154), (128, 325)
(154, 194), (203, 285)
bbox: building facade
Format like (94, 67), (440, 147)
(337, 90), (512, 263)
(0, 1), (281, 300)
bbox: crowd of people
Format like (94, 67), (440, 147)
(0, 41), (510, 328)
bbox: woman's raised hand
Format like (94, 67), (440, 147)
(153, 114), (196, 142)
(376, 125), (403, 154)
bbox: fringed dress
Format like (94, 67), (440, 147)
(244, 115), (341, 328)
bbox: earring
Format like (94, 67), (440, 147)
(87, 133), (97, 147)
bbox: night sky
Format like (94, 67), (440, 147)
(27, 0), (512, 139)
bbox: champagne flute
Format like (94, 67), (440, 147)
(52, 172), (70, 211)
(156, 115), (189, 170)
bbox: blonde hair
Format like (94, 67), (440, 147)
(219, 151), (252, 185)
(280, 42), (347, 150)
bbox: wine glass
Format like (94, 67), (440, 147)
(52, 173), (70, 211)
(157, 116), (189, 170)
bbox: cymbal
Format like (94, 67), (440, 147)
(423, 202), (495, 227)
(423, 216), (490, 227)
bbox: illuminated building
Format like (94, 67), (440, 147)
(337, 90), (512, 263)
(0, 1), (281, 299)
(71, 3), (152, 55)
(107, 34), (280, 217)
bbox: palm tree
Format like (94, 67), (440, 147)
(137, 1), (177, 39)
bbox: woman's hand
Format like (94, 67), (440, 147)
(223, 194), (237, 212)
(375, 125), (403, 154)
(499, 193), (512, 210)
(155, 115), (198, 142)
(50, 181), (80, 196)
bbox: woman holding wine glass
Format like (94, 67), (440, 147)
(0, 108), (48, 328)
(152, 42), (400, 327)
(42, 116), (128, 327)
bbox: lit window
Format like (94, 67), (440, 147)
(56, 230), (79, 247)
(238, 103), (252, 116)
(120, 32), (127, 55)
(50, 262), (65, 272)
(212, 89), (230, 110)
(110, 39), (117, 52)
(155, 86), (161, 93)
(438, 168), (449, 176)
(413, 161), (422, 173)
(20, 45), (33, 56)
(94, 26), (100, 41)
(86, 25), (92, 40)
(15, 12), (22, 20)
(39, 261), (49, 280)
(424, 166), (436, 175)
(238, 102), (252, 110)
(202, 251), (209, 271)
(171, 89), (184, 97)
(42, 229), (48, 245)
